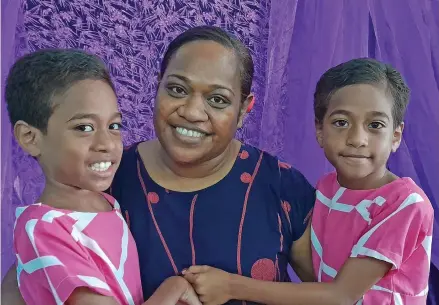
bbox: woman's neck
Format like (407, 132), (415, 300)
(158, 140), (239, 179)
(139, 139), (241, 192)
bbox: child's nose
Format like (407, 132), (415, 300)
(346, 125), (368, 148)
(93, 130), (117, 152)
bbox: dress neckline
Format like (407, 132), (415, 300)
(134, 141), (246, 193)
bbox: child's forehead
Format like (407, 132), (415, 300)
(328, 83), (393, 114)
(50, 79), (118, 118)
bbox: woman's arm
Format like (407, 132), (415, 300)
(277, 166), (316, 282)
(289, 221), (315, 282)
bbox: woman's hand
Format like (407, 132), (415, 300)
(183, 265), (233, 305)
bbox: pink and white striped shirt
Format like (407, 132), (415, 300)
(311, 172), (433, 305)
(13, 193), (143, 305)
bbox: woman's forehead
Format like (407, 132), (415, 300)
(164, 40), (241, 88)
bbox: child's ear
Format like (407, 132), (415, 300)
(315, 118), (324, 148)
(13, 120), (43, 157)
(391, 122), (404, 153)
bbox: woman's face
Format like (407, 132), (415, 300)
(154, 40), (248, 165)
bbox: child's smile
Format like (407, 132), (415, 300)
(37, 79), (123, 193)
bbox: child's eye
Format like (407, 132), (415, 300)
(369, 122), (385, 129)
(75, 125), (94, 132)
(333, 120), (349, 128)
(109, 123), (123, 130)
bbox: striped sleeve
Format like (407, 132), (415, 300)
(14, 208), (113, 305)
(350, 184), (434, 270)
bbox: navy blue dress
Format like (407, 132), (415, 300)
(110, 143), (315, 305)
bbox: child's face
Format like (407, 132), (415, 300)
(316, 84), (403, 186)
(35, 79), (122, 192)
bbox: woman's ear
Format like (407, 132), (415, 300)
(238, 94), (254, 128)
(246, 96), (255, 113)
(14, 120), (43, 157)
(156, 73), (163, 93)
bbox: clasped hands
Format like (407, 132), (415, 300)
(179, 265), (233, 305)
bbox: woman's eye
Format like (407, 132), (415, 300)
(75, 125), (94, 132)
(369, 122), (385, 129)
(209, 96), (226, 104)
(333, 120), (348, 127)
(168, 85), (187, 96)
(109, 123), (122, 130)
(207, 96), (229, 108)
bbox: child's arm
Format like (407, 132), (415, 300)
(1, 265), (26, 305)
(185, 188), (433, 305)
(143, 276), (201, 305)
(229, 257), (390, 305)
(66, 277), (201, 305)
(184, 258), (390, 305)
(1, 263), (201, 305)
(66, 288), (120, 305)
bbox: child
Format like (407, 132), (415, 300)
(181, 58), (433, 305)
(6, 49), (200, 305)
(310, 58), (433, 304)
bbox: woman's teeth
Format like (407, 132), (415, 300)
(175, 127), (205, 138)
(90, 161), (112, 172)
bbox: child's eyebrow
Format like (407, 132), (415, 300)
(367, 111), (390, 120)
(328, 109), (351, 117)
(328, 109), (390, 120)
(66, 112), (122, 122)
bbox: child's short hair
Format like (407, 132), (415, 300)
(5, 49), (114, 132)
(313, 58), (410, 128)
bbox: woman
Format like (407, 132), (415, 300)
(2, 26), (315, 305)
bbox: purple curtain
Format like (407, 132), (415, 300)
(2, 0), (438, 302)
(1, 0), (27, 280)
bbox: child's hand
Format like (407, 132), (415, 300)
(177, 279), (201, 305)
(145, 276), (201, 305)
(182, 265), (232, 305)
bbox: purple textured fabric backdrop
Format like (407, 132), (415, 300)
(2, 0), (438, 302)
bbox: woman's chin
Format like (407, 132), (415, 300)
(167, 149), (207, 166)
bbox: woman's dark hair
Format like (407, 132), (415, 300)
(6, 49), (114, 133)
(160, 26), (254, 101)
(314, 58), (410, 128)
